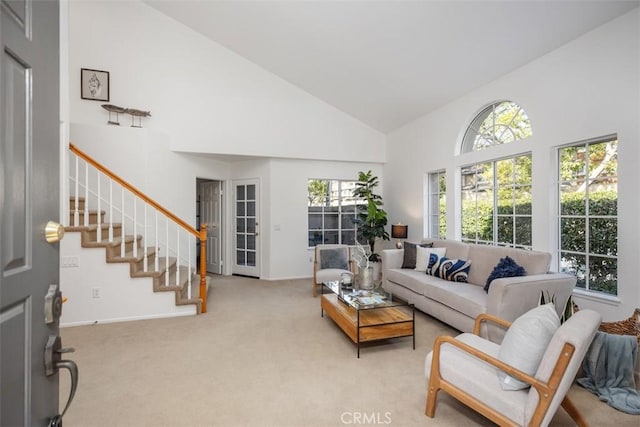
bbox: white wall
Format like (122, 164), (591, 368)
(385, 10), (640, 321)
(268, 159), (384, 280)
(70, 123), (231, 226)
(60, 233), (196, 326)
(68, 1), (385, 163)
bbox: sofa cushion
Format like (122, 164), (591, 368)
(427, 254), (472, 283)
(422, 276), (488, 320)
(484, 256), (526, 292)
(386, 269), (430, 295)
(415, 246), (447, 272)
(497, 303), (560, 390)
(316, 269), (351, 284)
(431, 240), (470, 261)
(467, 245), (551, 287)
(425, 334), (527, 425)
(401, 242), (433, 269)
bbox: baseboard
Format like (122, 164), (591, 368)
(60, 310), (195, 328)
(261, 275), (312, 281)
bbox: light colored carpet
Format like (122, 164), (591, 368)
(60, 276), (638, 426)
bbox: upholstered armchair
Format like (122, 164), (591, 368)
(312, 244), (354, 297)
(425, 308), (601, 426)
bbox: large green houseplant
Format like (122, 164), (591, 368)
(354, 170), (389, 262)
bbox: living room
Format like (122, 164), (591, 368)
(51, 0), (640, 424)
(60, 1), (638, 322)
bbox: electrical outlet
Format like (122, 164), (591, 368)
(92, 288), (101, 298)
(61, 256), (79, 267)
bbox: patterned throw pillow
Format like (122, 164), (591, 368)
(319, 248), (349, 270)
(401, 242), (434, 269)
(427, 254), (471, 283)
(415, 247), (447, 272)
(484, 256), (526, 292)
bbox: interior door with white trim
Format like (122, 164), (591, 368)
(200, 180), (222, 274)
(232, 179), (260, 277)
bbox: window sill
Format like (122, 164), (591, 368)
(572, 288), (621, 306)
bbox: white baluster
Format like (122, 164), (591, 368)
(133, 198), (138, 258)
(84, 162), (89, 226)
(108, 180), (114, 242)
(143, 204), (148, 272)
(96, 173), (101, 243)
(154, 211), (159, 272)
(73, 156), (79, 226)
(165, 219), (169, 287)
(176, 226), (180, 289)
(121, 188), (125, 258)
(188, 234), (192, 300)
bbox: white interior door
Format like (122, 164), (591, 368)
(1, 1), (77, 426)
(232, 179), (260, 278)
(200, 181), (222, 274)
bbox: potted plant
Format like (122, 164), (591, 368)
(353, 170), (389, 285)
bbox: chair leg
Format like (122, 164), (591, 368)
(425, 380), (440, 418)
(561, 396), (589, 427)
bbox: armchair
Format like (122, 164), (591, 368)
(425, 309), (601, 426)
(312, 244), (354, 297)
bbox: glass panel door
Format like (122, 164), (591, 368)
(233, 179), (260, 277)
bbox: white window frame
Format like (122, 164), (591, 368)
(460, 154), (533, 249)
(557, 136), (618, 296)
(307, 179), (361, 247)
(427, 170), (446, 239)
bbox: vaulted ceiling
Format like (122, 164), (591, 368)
(146, 1), (639, 133)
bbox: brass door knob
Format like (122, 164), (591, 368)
(45, 221), (65, 243)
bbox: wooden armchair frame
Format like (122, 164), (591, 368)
(426, 313), (588, 427)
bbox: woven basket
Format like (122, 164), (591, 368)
(597, 308), (640, 345)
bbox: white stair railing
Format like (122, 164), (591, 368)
(67, 143), (207, 312)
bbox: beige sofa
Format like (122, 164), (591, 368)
(381, 240), (576, 342)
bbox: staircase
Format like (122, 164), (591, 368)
(65, 197), (202, 313)
(65, 143), (208, 319)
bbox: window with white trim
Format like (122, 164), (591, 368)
(558, 138), (618, 295)
(459, 100), (533, 249)
(428, 171), (446, 239)
(461, 155), (532, 248)
(461, 101), (532, 153)
(307, 179), (363, 247)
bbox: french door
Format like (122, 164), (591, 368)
(232, 179), (260, 277)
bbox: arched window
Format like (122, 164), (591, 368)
(459, 101), (533, 249)
(461, 101), (532, 153)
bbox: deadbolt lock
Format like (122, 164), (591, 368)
(45, 221), (65, 243)
(44, 284), (63, 324)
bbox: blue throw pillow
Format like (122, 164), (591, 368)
(427, 253), (471, 283)
(484, 256), (526, 292)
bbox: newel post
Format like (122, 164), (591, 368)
(199, 224), (207, 313)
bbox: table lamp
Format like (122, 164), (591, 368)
(391, 223), (408, 249)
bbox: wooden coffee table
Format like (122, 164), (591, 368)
(321, 281), (415, 357)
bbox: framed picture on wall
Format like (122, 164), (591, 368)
(81, 68), (110, 101)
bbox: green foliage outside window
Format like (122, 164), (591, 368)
(459, 192), (617, 295)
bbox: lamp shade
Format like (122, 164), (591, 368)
(391, 224), (408, 239)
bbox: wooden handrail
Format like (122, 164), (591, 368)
(69, 142), (208, 313)
(70, 143), (199, 237)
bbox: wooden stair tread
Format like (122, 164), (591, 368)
(67, 197), (202, 314)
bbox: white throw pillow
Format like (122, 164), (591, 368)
(497, 303), (560, 390)
(414, 246), (447, 272)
